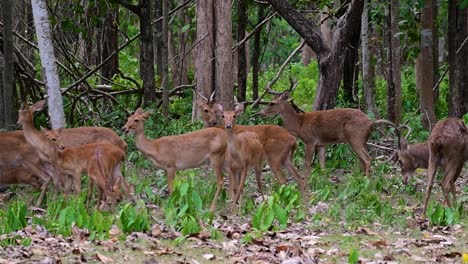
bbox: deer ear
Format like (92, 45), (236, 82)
(40, 126), (48, 133)
(20, 102), (28, 111)
(214, 104), (223, 114)
(399, 138), (409, 150)
(55, 127), (64, 134)
(142, 110), (153, 119)
(280, 91), (290, 101)
(234, 103), (244, 115)
(31, 100), (46, 112)
(135, 108), (144, 114)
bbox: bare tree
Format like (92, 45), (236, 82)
(161, 0), (170, 117)
(251, 5), (266, 105)
(31, 0), (65, 128)
(361, 0), (379, 118)
(265, 0), (364, 110)
(236, 0), (248, 102)
(2, 0), (16, 129)
(418, 0), (437, 129)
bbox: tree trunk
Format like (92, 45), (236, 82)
(100, 5), (119, 84)
(419, 0), (437, 130)
(194, 0), (214, 102)
(391, 0), (402, 124)
(361, 0), (379, 118)
(214, 0), (233, 110)
(139, 0), (156, 106)
(2, 0), (16, 129)
(266, 0), (364, 110)
(161, 0), (170, 117)
(236, 0), (248, 102)
(342, 0), (360, 106)
(155, 0), (163, 80)
(251, 5), (265, 106)
(0, 53), (4, 128)
(448, 0), (468, 117)
(31, 0), (65, 129)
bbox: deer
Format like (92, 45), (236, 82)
(40, 128), (128, 209)
(0, 167), (42, 189)
(121, 108), (227, 211)
(423, 118), (468, 214)
(378, 121), (429, 184)
(261, 90), (376, 177)
(214, 103), (264, 204)
(196, 98), (305, 193)
(17, 101), (130, 205)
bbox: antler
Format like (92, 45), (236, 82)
(398, 124), (412, 139)
(209, 90), (216, 103)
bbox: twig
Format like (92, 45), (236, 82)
(232, 10), (276, 53)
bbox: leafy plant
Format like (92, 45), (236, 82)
(426, 202), (462, 226)
(0, 201), (28, 235)
(252, 185), (303, 231)
(118, 200), (150, 233)
(348, 248), (359, 264)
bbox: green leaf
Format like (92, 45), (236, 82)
(181, 24), (190, 33)
(180, 182), (189, 197)
(273, 203), (288, 227)
(348, 248), (359, 264)
(445, 207), (454, 226)
(259, 209), (275, 231)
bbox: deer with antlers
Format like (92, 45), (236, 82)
(214, 103), (264, 204)
(195, 92), (305, 192)
(261, 89), (376, 177)
(423, 118), (468, 214)
(122, 108), (227, 211)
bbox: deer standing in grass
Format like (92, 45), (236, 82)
(196, 101), (305, 192)
(423, 118), (468, 214)
(18, 102), (130, 207)
(122, 108), (227, 211)
(215, 103), (263, 204)
(261, 91), (374, 177)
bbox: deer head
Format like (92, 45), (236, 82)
(261, 91), (290, 117)
(40, 127), (66, 151)
(214, 103), (244, 129)
(122, 108), (153, 134)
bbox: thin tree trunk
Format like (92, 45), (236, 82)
(361, 0), (379, 118)
(161, 0), (170, 117)
(2, 0), (15, 129)
(101, 5), (119, 83)
(214, 0), (233, 110)
(140, 0), (156, 106)
(236, 0), (248, 102)
(419, 0), (436, 130)
(155, 0), (163, 80)
(31, 0), (65, 129)
(390, 0), (402, 124)
(251, 5), (265, 106)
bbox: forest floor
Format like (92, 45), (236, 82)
(0, 163), (467, 264)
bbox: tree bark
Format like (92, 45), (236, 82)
(236, 0), (248, 102)
(266, 0), (364, 110)
(2, 0), (16, 129)
(100, 5), (119, 84)
(161, 0), (170, 117)
(361, 0), (379, 118)
(31, 0), (65, 129)
(448, 0), (468, 117)
(214, 0), (233, 110)
(419, 0), (437, 130)
(251, 5), (265, 106)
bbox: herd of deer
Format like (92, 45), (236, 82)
(1, 91), (467, 215)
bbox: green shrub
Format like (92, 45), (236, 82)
(118, 200), (150, 233)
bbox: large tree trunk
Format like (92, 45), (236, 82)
(236, 0), (248, 102)
(100, 5), (119, 84)
(361, 0), (379, 118)
(266, 0), (364, 110)
(341, 0), (360, 106)
(419, 0), (437, 130)
(2, 0), (16, 129)
(448, 0), (468, 117)
(194, 0), (215, 103)
(139, 0), (156, 106)
(214, 0), (233, 110)
(31, 0), (65, 129)
(251, 5), (265, 106)
(161, 0), (170, 117)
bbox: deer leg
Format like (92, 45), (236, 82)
(266, 153), (286, 184)
(254, 162), (264, 201)
(304, 143), (316, 177)
(210, 156), (225, 211)
(165, 167), (176, 194)
(318, 146), (326, 169)
(423, 153), (439, 214)
(226, 167), (237, 201)
(86, 179), (94, 207)
(348, 141), (372, 176)
(234, 167), (248, 205)
(441, 162), (463, 208)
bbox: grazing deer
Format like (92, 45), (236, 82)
(196, 101), (305, 191)
(261, 91), (375, 177)
(17, 102), (130, 205)
(122, 108), (227, 211)
(379, 121), (429, 184)
(215, 103), (263, 204)
(0, 167), (42, 189)
(423, 118), (468, 214)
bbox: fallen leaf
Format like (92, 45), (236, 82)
(95, 253), (114, 263)
(202, 253), (215, 260)
(356, 227), (378, 236)
(463, 253), (468, 263)
(109, 225), (121, 239)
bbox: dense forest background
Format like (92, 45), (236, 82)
(1, 0), (467, 133)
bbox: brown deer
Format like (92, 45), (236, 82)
(196, 101), (305, 191)
(423, 118), (468, 214)
(215, 103), (263, 204)
(17, 101), (129, 204)
(121, 108), (227, 211)
(0, 167), (42, 189)
(261, 91), (375, 177)
(380, 121), (429, 184)
(41, 128), (128, 209)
